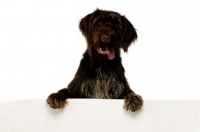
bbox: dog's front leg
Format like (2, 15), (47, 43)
(46, 57), (88, 109)
(117, 66), (143, 112)
(123, 89), (143, 112)
(46, 77), (83, 109)
(46, 88), (69, 109)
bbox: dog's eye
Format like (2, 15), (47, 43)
(105, 22), (112, 25)
(114, 24), (122, 29)
(98, 21), (104, 25)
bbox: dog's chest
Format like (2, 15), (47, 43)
(81, 68), (124, 99)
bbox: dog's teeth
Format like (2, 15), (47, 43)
(100, 48), (103, 51)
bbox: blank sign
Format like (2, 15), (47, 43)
(0, 99), (200, 132)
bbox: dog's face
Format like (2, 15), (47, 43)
(79, 9), (137, 60)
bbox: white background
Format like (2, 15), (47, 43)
(0, 0), (200, 100)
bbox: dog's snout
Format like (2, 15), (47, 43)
(101, 35), (111, 43)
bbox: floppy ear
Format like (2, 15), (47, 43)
(79, 13), (92, 37)
(79, 9), (101, 37)
(121, 16), (138, 52)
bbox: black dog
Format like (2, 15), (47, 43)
(46, 9), (143, 112)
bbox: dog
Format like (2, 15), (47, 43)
(46, 9), (143, 112)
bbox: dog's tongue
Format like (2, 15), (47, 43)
(106, 48), (115, 60)
(97, 47), (115, 60)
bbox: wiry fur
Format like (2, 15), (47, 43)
(46, 9), (143, 112)
(81, 66), (124, 99)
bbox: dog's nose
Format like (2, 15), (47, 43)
(101, 35), (111, 43)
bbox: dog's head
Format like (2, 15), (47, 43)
(79, 9), (137, 60)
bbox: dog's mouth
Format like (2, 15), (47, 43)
(96, 46), (115, 60)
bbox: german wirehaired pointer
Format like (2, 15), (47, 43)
(46, 9), (143, 112)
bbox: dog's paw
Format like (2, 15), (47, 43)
(46, 93), (68, 109)
(123, 93), (143, 112)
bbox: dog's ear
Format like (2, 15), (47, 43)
(121, 16), (138, 52)
(79, 9), (101, 36)
(79, 13), (92, 37)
